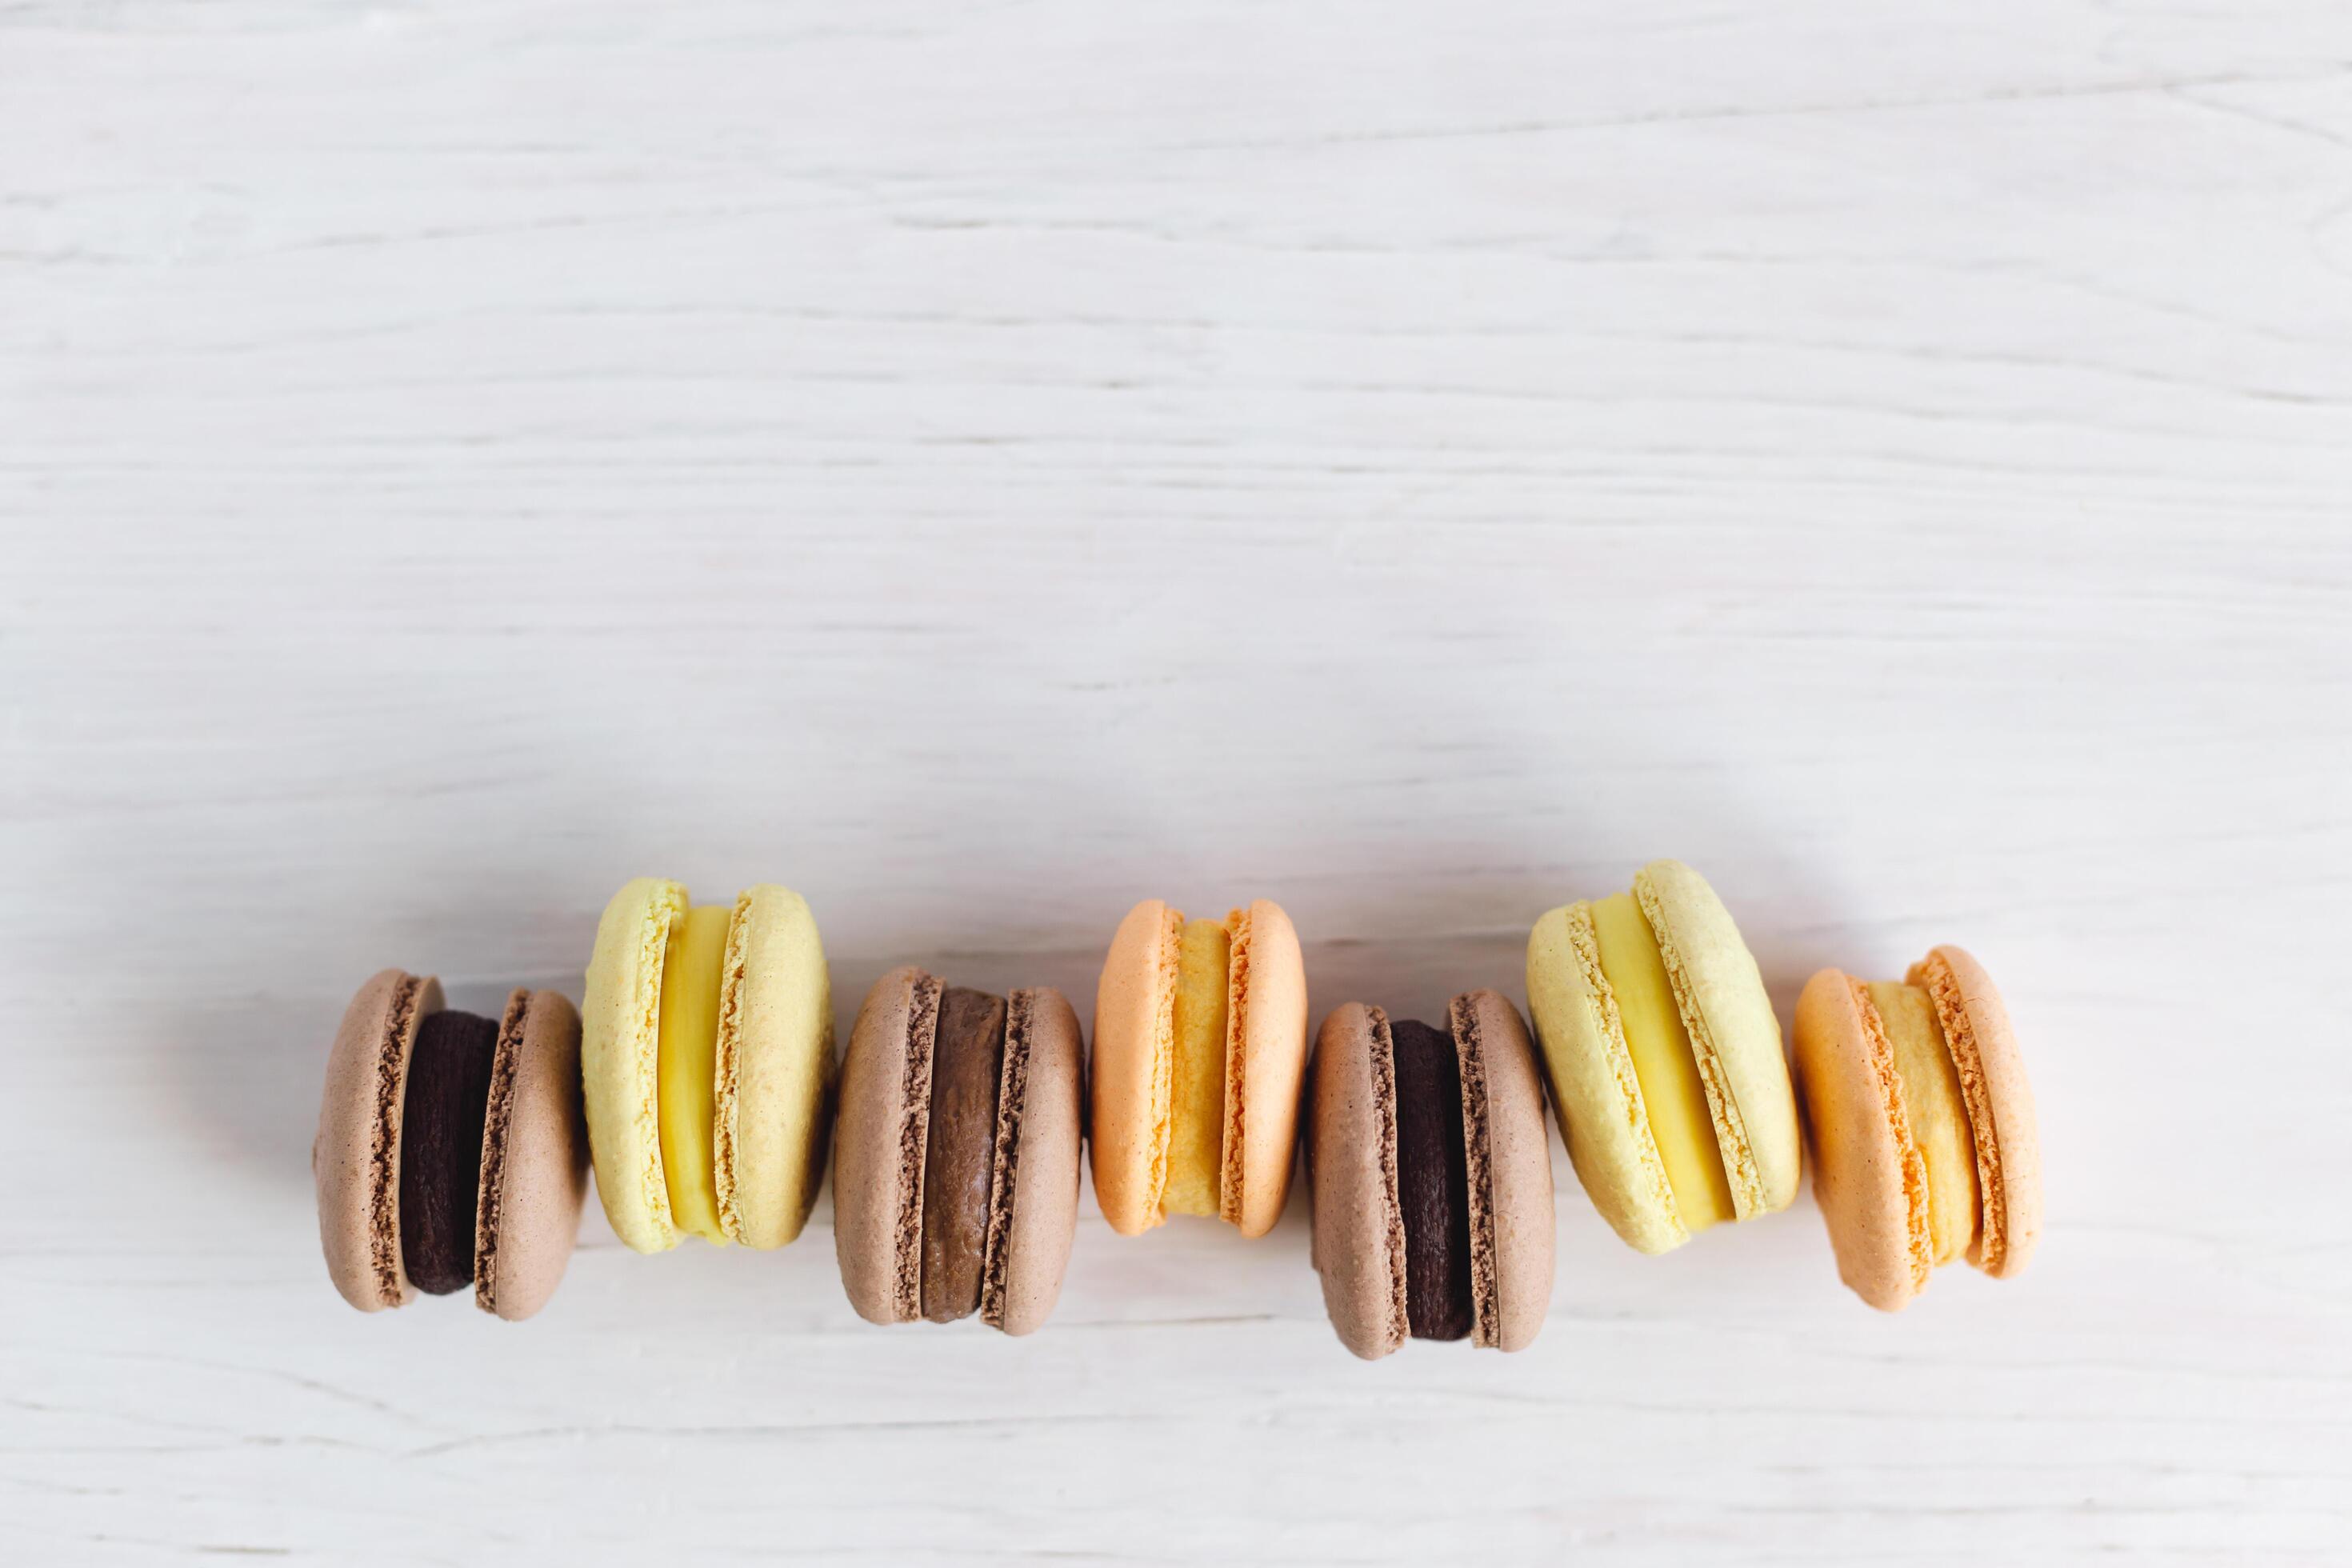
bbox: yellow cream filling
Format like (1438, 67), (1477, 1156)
(1866, 980), (1979, 1266)
(1590, 894), (1734, 1232)
(657, 902), (733, 1245)
(1162, 917), (1230, 1218)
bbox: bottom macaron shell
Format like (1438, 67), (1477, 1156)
(986, 987), (1084, 1336)
(316, 968), (443, 1314)
(1793, 970), (1924, 1310)
(474, 989), (588, 1322)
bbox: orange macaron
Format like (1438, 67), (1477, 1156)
(1090, 897), (1309, 1238)
(1792, 946), (2042, 1310)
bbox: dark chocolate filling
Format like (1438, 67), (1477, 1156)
(919, 986), (1007, 1323)
(398, 1009), (497, 1295)
(1390, 1018), (1473, 1342)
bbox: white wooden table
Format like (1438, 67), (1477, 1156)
(6, 2), (2349, 1561)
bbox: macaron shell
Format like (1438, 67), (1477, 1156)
(1309, 1003), (1408, 1361)
(988, 986), (1084, 1336)
(715, 884), (834, 1250)
(1910, 945), (2042, 1278)
(1226, 898), (1308, 1238)
(1524, 904), (1687, 1255)
(835, 966), (933, 1324)
(1634, 859), (1802, 1219)
(1452, 989), (1554, 1352)
(316, 969), (442, 1312)
(1089, 899), (1178, 1236)
(1793, 969), (1926, 1310)
(580, 878), (688, 1254)
(473, 989), (587, 1322)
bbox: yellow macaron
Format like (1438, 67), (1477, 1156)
(581, 878), (834, 1253)
(1525, 859), (1801, 1253)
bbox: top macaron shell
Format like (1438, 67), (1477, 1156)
(316, 967), (442, 1312)
(582, 877), (690, 1253)
(472, 987), (588, 1321)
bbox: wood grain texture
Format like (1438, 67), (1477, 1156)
(4, 0), (2350, 1560)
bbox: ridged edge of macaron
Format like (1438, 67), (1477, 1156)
(1449, 993), (1500, 1348)
(978, 987), (1034, 1330)
(890, 972), (942, 1320)
(470, 988), (534, 1317)
(1225, 898), (1307, 1239)
(1218, 905), (1252, 1226)
(365, 972), (430, 1306)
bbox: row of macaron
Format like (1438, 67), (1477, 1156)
(313, 860), (2041, 1356)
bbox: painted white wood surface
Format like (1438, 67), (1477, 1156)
(5, 1), (2349, 1560)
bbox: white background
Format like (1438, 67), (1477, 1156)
(6, 2), (2350, 1562)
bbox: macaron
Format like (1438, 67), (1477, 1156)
(1524, 859), (1801, 1254)
(1792, 946), (2042, 1310)
(314, 969), (586, 1320)
(834, 969), (1085, 1334)
(1309, 990), (1554, 1358)
(1091, 897), (1309, 1238)
(580, 878), (834, 1253)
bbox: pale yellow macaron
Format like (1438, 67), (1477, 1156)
(581, 878), (834, 1253)
(1525, 859), (1800, 1254)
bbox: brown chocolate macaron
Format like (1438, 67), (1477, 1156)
(834, 968), (1084, 1335)
(1309, 990), (1554, 1359)
(314, 969), (588, 1321)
